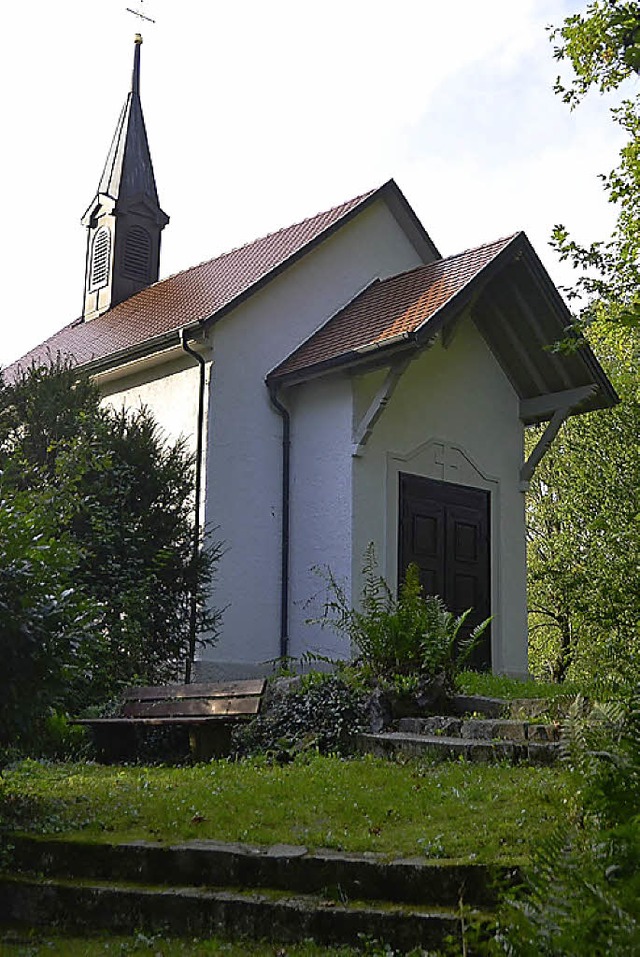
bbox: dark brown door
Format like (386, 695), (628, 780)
(398, 473), (491, 669)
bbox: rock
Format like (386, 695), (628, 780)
(364, 688), (393, 733)
(414, 674), (450, 713)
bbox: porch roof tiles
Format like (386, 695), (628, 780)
(269, 234), (516, 383)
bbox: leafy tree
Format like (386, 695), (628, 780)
(0, 359), (221, 715)
(0, 486), (89, 751)
(526, 321), (640, 692)
(549, 1), (640, 331)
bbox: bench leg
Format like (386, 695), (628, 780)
(92, 725), (137, 764)
(189, 725), (232, 762)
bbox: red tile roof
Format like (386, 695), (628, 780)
(269, 234), (518, 383)
(5, 187), (378, 378)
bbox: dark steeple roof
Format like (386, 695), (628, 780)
(81, 35), (168, 321)
(88, 35), (164, 215)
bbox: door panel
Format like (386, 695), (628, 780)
(399, 473), (491, 669)
(400, 491), (445, 600)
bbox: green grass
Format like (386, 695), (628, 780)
(1, 755), (572, 863)
(0, 929), (373, 956)
(456, 670), (584, 701)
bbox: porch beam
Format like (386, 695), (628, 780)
(519, 384), (596, 423)
(476, 296), (549, 394)
(509, 282), (574, 389)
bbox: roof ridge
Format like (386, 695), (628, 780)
(355, 233), (519, 295)
(373, 233), (519, 287)
(153, 186), (381, 289)
(440, 232), (520, 262)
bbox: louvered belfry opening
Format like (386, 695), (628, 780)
(90, 227), (111, 290)
(123, 225), (152, 281)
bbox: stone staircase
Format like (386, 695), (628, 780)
(357, 695), (562, 765)
(2, 836), (516, 953)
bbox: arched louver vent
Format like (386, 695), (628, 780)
(90, 227), (111, 290)
(123, 225), (152, 281)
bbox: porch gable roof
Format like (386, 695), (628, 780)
(267, 232), (618, 422)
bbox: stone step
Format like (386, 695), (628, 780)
(357, 731), (560, 765)
(0, 875), (483, 953)
(396, 716), (560, 743)
(9, 836), (513, 909)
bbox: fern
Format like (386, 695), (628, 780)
(497, 690), (640, 954)
(310, 545), (490, 684)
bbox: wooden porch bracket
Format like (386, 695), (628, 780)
(352, 357), (412, 457)
(519, 384), (596, 490)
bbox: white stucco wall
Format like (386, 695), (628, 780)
(202, 198), (428, 666)
(287, 374), (354, 661)
(352, 316), (528, 677)
(99, 354), (205, 456)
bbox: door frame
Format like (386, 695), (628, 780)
(384, 437), (501, 670)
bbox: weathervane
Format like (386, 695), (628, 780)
(126, 0), (156, 25)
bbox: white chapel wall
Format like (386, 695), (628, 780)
(286, 374), (354, 662)
(352, 315), (529, 677)
(99, 355), (204, 455)
(203, 198), (428, 667)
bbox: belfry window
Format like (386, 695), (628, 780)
(89, 226), (111, 290)
(123, 225), (152, 281)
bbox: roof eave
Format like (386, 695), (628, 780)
(517, 236), (620, 411)
(81, 321), (205, 377)
(267, 334), (420, 389)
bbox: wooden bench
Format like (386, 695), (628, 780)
(72, 679), (266, 763)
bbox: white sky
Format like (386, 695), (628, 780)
(0, 0), (626, 367)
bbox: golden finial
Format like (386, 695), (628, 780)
(135, 33), (143, 45)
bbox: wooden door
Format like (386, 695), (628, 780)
(398, 473), (491, 669)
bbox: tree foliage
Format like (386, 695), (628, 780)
(0, 487), (88, 750)
(495, 694), (640, 954)
(0, 359), (221, 730)
(549, 1), (640, 330)
(526, 321), (640, 692)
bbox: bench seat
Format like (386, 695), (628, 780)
(73, 679), (266, 762)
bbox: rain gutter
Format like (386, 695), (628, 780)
(267, 383), (291, 661)
(180, 328), (207, 683)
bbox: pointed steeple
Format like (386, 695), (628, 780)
(82, 35), (169, 321)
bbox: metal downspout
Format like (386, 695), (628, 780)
(180, 328), (206, 683)
(268, 384), (290, 661)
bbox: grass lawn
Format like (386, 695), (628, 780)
(0, 929), (370, 956)
(1, 754), (572, 862)
(455, 670), (584, 701)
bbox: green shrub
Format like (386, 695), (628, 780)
(233, 674), (368, 759)
(0, 359), (223, 721)
(38, 712), (93, 761)
(494, 692), (640, 954)
(0, 487), (91, 755)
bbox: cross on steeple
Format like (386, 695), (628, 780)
(126, 1), (156, 25)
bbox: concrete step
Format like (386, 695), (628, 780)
(357, 731), (560, 765)
(9, 836), (513, 909)
(0, 874), (475, 953)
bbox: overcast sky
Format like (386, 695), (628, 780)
(0, 0), (624, 367)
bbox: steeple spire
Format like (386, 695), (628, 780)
(132, 33), (142, 94)
(81, 35), (169, 321)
